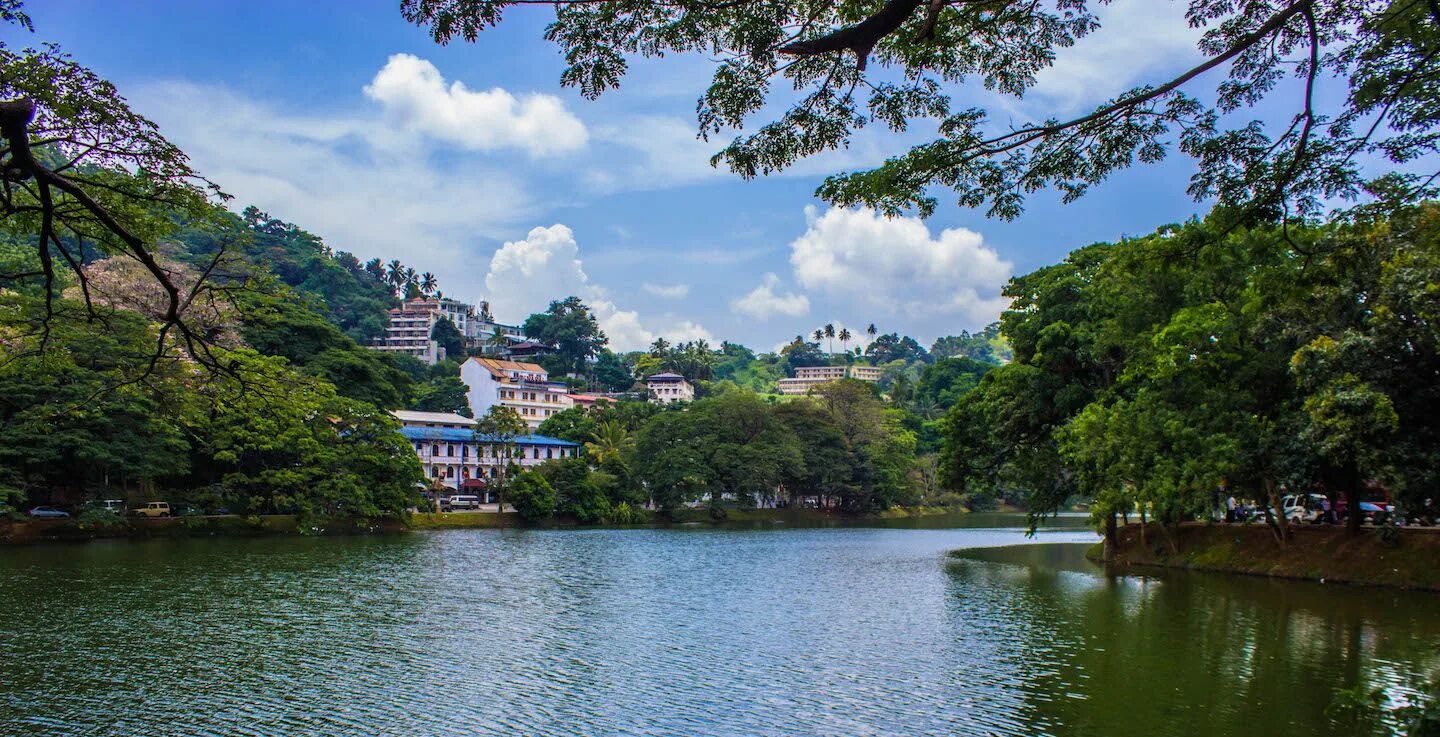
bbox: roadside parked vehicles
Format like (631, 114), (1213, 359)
(27, 506), (70, 519)
(1281, 494), (1327, 525)
(84, 499), (126, 514)
(442, 495), (481, 512)
(128, 501), (172, 518)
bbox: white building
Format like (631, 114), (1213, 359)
(392, 410), (582, 496)
(646, 372), (694, 404)
(371, 298), (484, 365)
(460, 357), (575, 430)
(776, 364), (884, 395)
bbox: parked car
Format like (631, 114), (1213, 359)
(128, 501), (172, 518)
(442, 495), (481, 511)
(85, 499), (126, 515)
(27, 506), (70, 519)
(1281, 494), (1326, 525)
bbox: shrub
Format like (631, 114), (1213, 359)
(75, 508), (126, 532)
(508, 472), (558, 521)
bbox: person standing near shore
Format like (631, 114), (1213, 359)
(1225, 495), (1238, 523)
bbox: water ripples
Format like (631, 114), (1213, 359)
(1, 525), (1436, 737)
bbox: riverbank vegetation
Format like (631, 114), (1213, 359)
(943, 200), (1440, 554)
(1101, 523), (1440, 592)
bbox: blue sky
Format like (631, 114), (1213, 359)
(19, 0), (1220, 351)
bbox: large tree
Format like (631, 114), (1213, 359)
(522, 296), (608, 377)
(401, 0), (1440, 223)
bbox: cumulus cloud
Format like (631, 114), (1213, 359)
(643, 282), (690, 299)
(483, 224), (712, 350)
(364, 53), (587, 156)
(789, 207), (1012, 325)
(731, 273), (811, 319)
(129, 80), (534, 303)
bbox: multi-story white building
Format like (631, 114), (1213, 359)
(646, 372), (694, 404)
(777, 364), (884, 395)
(393, 410), (581, 496)
(460, 357), (575, 430)
(371, 299), (445, 363)
(371, 297), (528, 365)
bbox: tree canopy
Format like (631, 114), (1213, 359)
(401, 0), (1440, 224)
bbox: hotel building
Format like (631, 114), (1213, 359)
(460, 357), (575, 430)
(645, 373), (694, 404)
(392, 410), (580, 495)
(776, 364), (884, 395)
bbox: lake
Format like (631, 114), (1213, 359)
(1, 517), (1436, 736)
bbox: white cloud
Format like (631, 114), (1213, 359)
(1026, 0), (1200, 114)
(129, 80), (533, 305)
(482, 224), (712, 351)
(789, 206), (1012, 325)
(642, 282), (690, 299)
(731, 273), (811, 319)
(364, 53), (587, 156)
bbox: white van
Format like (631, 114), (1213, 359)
(1281, 494), (1326, 525)
(443, 495), (481, 511)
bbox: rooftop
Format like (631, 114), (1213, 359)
(399, 426), (579, 446)
(466, 356), (547, 374)
(392, 410), (476, 426)
(647, 373), (687, 381)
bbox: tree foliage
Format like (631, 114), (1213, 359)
(944, 201), (1440, 538)
(399, 0), (1440, 223)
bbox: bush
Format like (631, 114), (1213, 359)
(603, 501), (649, 525)
(508, 472), (558, 521)
(75, 508), (126, 532)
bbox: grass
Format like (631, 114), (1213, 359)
(1105, 522), (1440, 590)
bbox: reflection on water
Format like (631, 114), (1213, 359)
(0, 520), (1434, 737)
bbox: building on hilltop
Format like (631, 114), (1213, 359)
(646, 372), (694, 404)
(777, 364), (883, 396)
(371, 299), (448, 364)
(392, 410), (580, 497)
(460, 357), (575, 430)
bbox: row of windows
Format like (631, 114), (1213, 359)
(413, 442), (578, 460)
(499, 389), (563, 404)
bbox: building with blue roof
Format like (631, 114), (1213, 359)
(392, 410), (581, 496)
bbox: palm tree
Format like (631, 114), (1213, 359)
(420, 272), (438, 297)
(867, 323), (878, 340)
(487, 327), (510, 356)
(838, 328), (852, 353)
(585, 421), (634, 468)
(386, 258), (404, 282)
(823, 323), (835, 354)
(812, 328), (824, 345)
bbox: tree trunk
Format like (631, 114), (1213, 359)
(1139, 505), (1148, 548)
(1102, 509), (1118, 563)
(1346, 464), (1362, 537)
(1155, 516), (1179, 555)
(1265, 477), (1289, 547)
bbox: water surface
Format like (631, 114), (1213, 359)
(0, 519), (1435, 736)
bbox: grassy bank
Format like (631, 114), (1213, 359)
(1, 506), (967, 545)
(1098, 522), (1440, 591)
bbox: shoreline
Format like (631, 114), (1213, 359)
(0, 506), (977, 546)
(1093, 522), (1440, 591)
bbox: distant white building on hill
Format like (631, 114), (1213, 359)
(777, 365), (883, 395)
(646, 373), (694, 404)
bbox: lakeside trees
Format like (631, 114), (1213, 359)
(942, 202), (1440, 546)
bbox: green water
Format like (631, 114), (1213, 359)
(0, 520), (1435, 736)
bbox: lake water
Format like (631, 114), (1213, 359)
(1, 517), (1437, 736)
